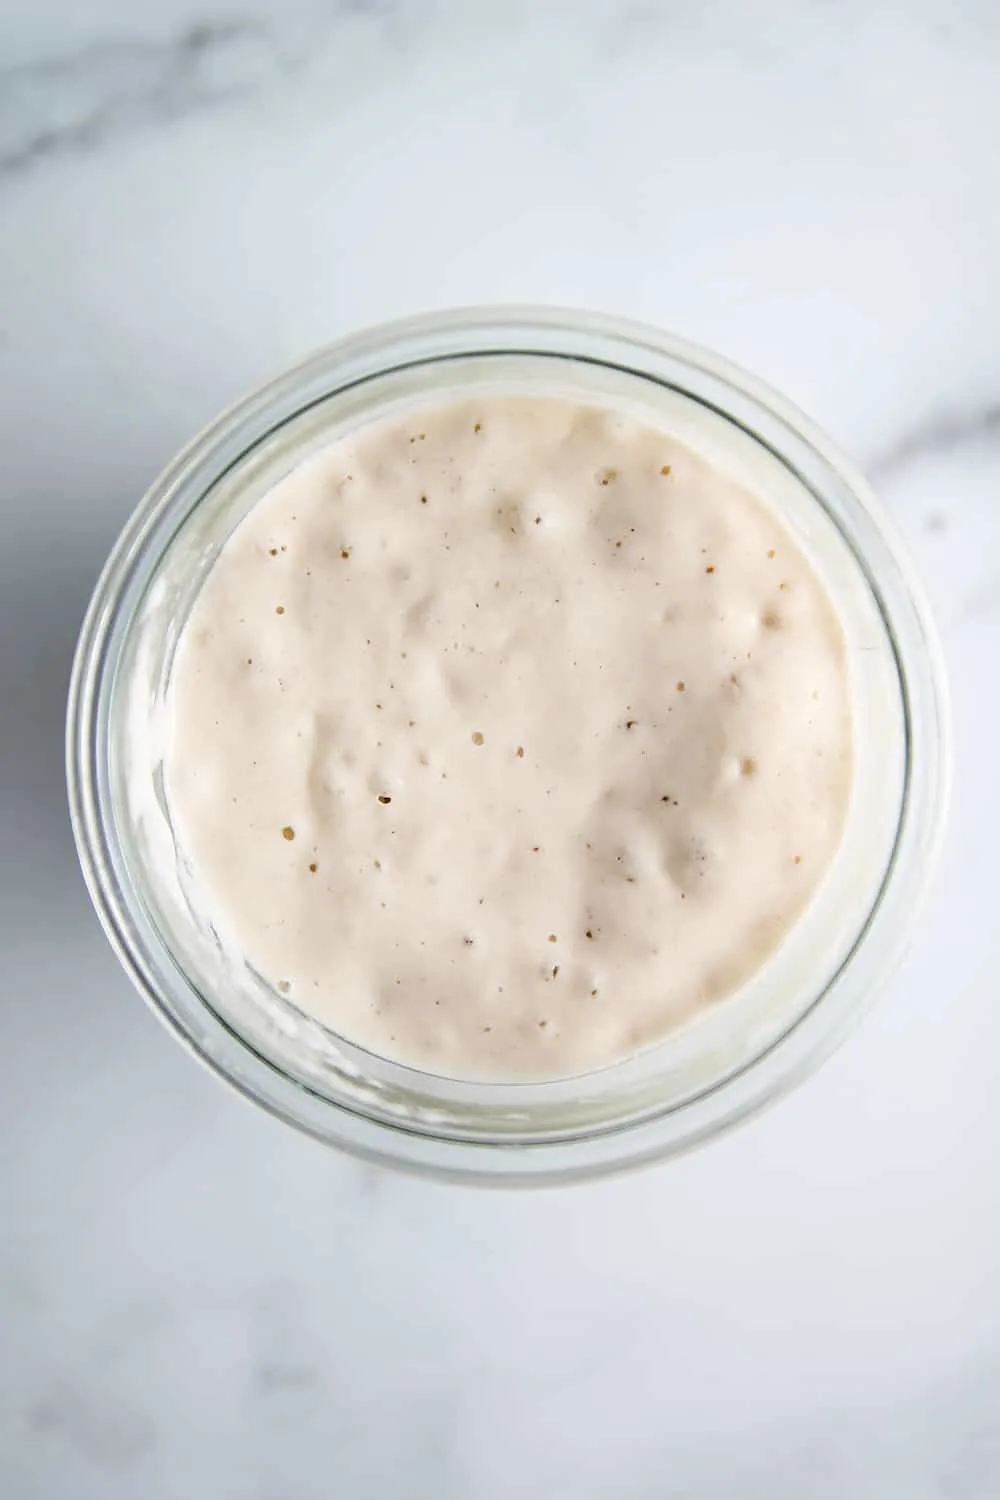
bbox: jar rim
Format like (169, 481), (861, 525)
(66, 306), (951, 1184)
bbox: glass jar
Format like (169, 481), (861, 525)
(66, 308), (949, 1184)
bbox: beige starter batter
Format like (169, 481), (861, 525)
(164, 396), (852, 1080)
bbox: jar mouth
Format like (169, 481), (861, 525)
(66, 306), (950, 1184)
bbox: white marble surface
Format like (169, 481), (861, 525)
(2, 1), (999, 1495)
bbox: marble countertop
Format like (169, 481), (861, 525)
(2, 2), (999, 1496)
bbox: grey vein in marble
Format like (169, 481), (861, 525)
(868, 398), (1000, 481)
(0, 3), (405, 181)
(0, 21), (278, 179)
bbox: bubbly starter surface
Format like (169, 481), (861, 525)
(164, 397), (853, 1080)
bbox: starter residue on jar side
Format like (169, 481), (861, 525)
(164, 396), (853, 1080)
